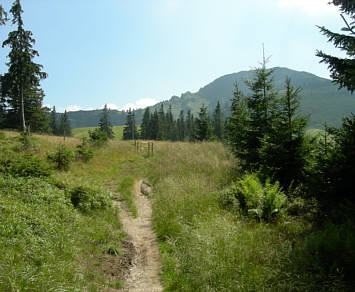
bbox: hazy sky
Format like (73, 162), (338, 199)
(0, 0), (347, 112)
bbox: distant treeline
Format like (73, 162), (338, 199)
(122, 102), (224, 142)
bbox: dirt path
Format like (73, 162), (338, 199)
(117, 180), (163, 292)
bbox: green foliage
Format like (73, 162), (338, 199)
(49, 106), (58, 135)
(213, 101), (224, 140)
(259, 77), (309, 188)
(316, 1), (355, 93)
(216, 183), (240, 211)
(293, 222), (355, 289)
(123, 108), (138, 140)
(58, 110), (72, 137)
(47, 143), (74, 170)
(89, 127), (108, 147)
(0, 174), (81, 291)
(99, 104), (114, 139)
(0, 151), (51, 177)
(308, 114), (355, 221)
(68, 185), (112, 213)
(194, 104), (213, 141)
(1, 0), (48, 132)
(218, 173), (287, 221)
(117, 176), (137, 217)
(0, 131), (5, 139)
(75, 137), (94, 162)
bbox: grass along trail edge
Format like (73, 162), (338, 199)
(116, 180), (163, 292)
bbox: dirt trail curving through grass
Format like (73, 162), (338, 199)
(118, 180), (163, 292)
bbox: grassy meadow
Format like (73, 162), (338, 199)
(0, 131), (141, 291)
(0, 130), (352, 291)
(72, 125), (125, 140)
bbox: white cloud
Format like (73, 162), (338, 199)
(100, 103), (119, 110)
(58, 105), (95, 112)
(66, 105), (81, 112)
(278, 0), (338, 15)
(120, 98), (157, 111)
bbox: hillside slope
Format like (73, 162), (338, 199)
(67, 67), (354, 129)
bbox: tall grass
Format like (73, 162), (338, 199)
(144, 141), (350, 291)
(0, 132), (133, 290)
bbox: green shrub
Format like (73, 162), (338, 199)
(0, 174), (80, 290)
(294, 222), (355, 289)
(216, 183), (240, 211)
(263, 180), (287, 221)
(75, 137), (94, 162)
(0, 151), (51, 177)
(218, 173), (287, 221)
(69, 185), (112, 213)
(47, 144), (74, 170)
(0, 131), (5, 139)
(89, 128), (108, 147)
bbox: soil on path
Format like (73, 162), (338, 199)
(116, 180), (163, 292)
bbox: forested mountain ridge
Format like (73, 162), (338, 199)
(67, 67), (354, 129)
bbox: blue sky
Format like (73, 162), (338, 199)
(0, 0), (346, 112)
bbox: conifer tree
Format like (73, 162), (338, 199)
(259, 77), (308, 187)
(225, 83), (250, 161)
(123, 109), (137, 140)
(0, 5), (7, 26)
(213, 101), (223, 140)
(195, 105), (213, 141)
(157, 104), (166, 140)
(177, 110), (185, 141)
(316, 0), (355, 92)
(99, 104), (114, 139)
(185, 110), (195, 141)
(149, 109), (159, 140)
(49, 106), (58, 135)
(59, 110), (71, 138)
(244, 58), (277, 170)
(1, 0), (48, 132)
(140, 107), (151, 139)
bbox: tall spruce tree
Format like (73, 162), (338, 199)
(195, 104), (213, 141)
(225, 83), (250, 161)
(316, 0), (355, 92)
(244, 58), (277, 170)
(123, 109), (137, 140)
(59, 110), (71, 138)
(0, 5), (7, 26)
(99, 104), (114, 139)
(177, 110), (185, 141)
(149, 109), (159, 140)
(313, 1), (355, 219)
(213, 101), (223, 140)
(49, 106), (58, 135)
(1, 0), (48, 132)
(185, 110), (195, 141)
(140, 107), (151, 139)
(259, 77), (308, 187)
(157, 104), (166, 140)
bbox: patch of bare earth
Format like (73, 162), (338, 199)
(115, 180), (163, 292)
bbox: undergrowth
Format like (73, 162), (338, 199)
(145, 141), (353, 291)
(117, 176), (137, 217)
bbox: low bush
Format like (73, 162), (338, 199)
(89, 128), (108, 147)
(0, 131), (5, 139)
(0, 151), (51, 177)
(75, 137), (94, 162)
(217, 173), (287, 221)
(69, 185), (112, 213)
(291, 222), (355, 290)
(47, 143), (74, 170)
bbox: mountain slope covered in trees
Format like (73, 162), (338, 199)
(66, 67), (354, 129)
